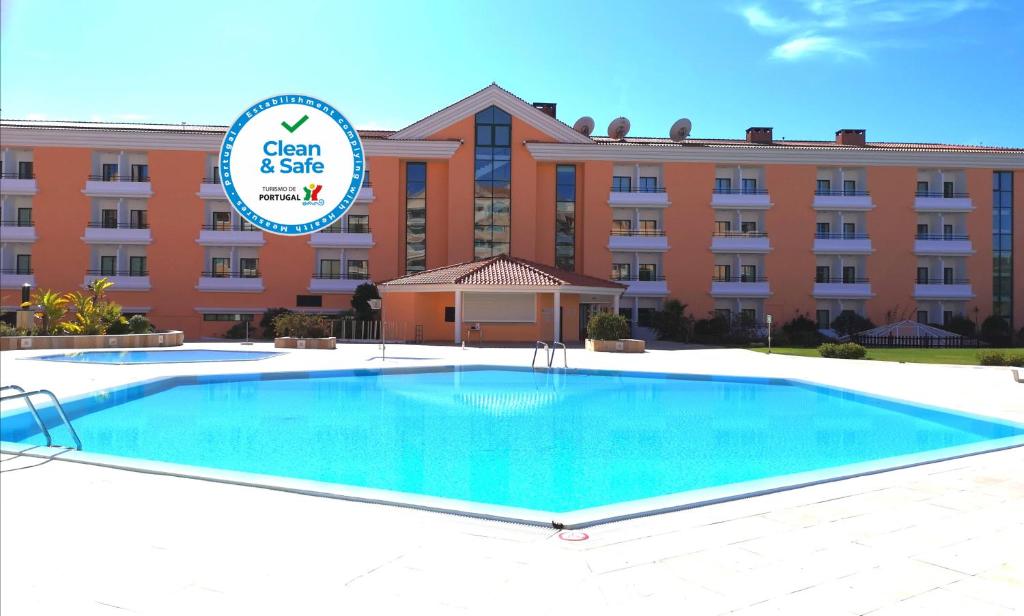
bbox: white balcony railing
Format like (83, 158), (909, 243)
(710, 278), (771, 298)
(196, 273), (264, 293)
(913, 236), (974, 256)
(83, 272), (151, 291)
(0, 224), (37, 243)
(83, 225), (152, 245)
(913, 280), (974, 300)
(913, 193), (973, 212)
(308, 227), (375, 249)
(613, 277), (669, 297)
(812, 191), (874, 210)
(607, 232), (668, 252)
(0, 270), (34, 289)
(812, 280), (873, 299)
(197, 227), (266, 247)
(710, 233), (770, 253)
(710, 189), (771, 209)
(308, 276), (370, 294)
(812, 234), (873, 254)
(83, 176), (153, 198)
(0, 176), (38, 196)
(198, 180), (226, 200)
(608, 189), (670, 208)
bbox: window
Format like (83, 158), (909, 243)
(211, 166), (219, 183)
(474, 106), (512, 260)
(16, 208), (32, 227)
(639, 219), (657, 234)
(993, 171), (1013, 326)
(741, 178), (758, 194)
(100, 255), (117, 275)
(131, 164), (149, 182)
(943, 181), (954, 197)
(943, 224), (954, 239)
(348, 214), (369, 233)
(816, 309), (831, 329)
(129, 256), (147, 276)
(916, 180), (929, 195)
(638, 176), (658, 192)
(102, 163), (118, 181)
(917, 267), (929, 284)
(714, 178), (732, 192)
(612, 219), (632, 234)
(296, 295), (323, 308)
(212, 211), (231, 230)
(17, 161), (33, 179)
(917, 310), (929, 323)
(240, 219), (256, 232)
(740, 308), (756, 323)
(842, 266), (856, 283)
(15, 254), (31, 274)
(612, 176), (632, 192)
(130, 210), (147, 229)
(638, 264), (657, 281)
(239, 258), (259, 278)
(211, 258), (230, 277)
(715, 220), (732, 234)
(943, 267), (954, 284)
(714, 308), (731, 320)
(405, 162), (427, 273)
(916, 223), (929, 238)
(444, 306), (456, 323)
(611, 263), (631, 280)
(555, 165), (576, 270)
(843, 222), (856, 238)
(101, 209), (118, 228)
(740, 221), (758, 234)
(319, 259), (340, 278)
(816, 266), (831, 283)
(843, 179), (857, 195)
(637, 308), (655, 327)
(816, 222), (830, 236)
(203, 313), (254, 322)
(713, 264), (731, 281)
(346, 259), (368, 280)
(816, 179), (831, 193)
(618, 308), (633, 321)
(740, 265), (757, 282)
(943, 311), (953, 326)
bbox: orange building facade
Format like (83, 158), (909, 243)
(1, 85), (1022, 342)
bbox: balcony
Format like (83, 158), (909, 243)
(84, 270), (151, 291)
(608, 186), (670, 208)
(197, 271), (264, 293)
(0, 173), (38, 196)
(711, 231), (770, 253)
(710, 276), (771, 298)
(308, 224), (374, 249)
(812, 190), (874, 211)
(0, 221), (37, 243)
(812, 277), (873, 299)
(308, 273), (370, 294)
(812, 233), (872, 254)
(913, 278), (974, 300)
(0, 268), (33, 289)
(197, 225), (266, 247)
(197, 178), (226, 200)
(83, 222), (152, 244)
(611, 275), (669, 297)
(913, 234), (974, 256)
(83, 175), (153, 198)
(356, 180), (375, 203)
(711, 188), (771, 209)
(913, 192), (973, 212)
(607, 229), (669, 252)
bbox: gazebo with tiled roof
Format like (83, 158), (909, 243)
(379, 254), (625, 344)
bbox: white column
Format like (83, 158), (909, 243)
(613, 293), (620, 315)
(632, 297), (639, 325)
(553, 291), (561, 343)
(117, 198), (127, 225)
(115, 245), (124, 274)
(231, 210), (240, 230)
(230, 246), (239, 274)
(454, 290), (462, 344)
(117, 151), (128, 179)
(633, 164), (640, 188)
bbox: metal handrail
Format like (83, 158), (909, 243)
(713, 231), (768, 238)
(915, 191), (969, 198)
(915, 234), (969, 241)
(0, 385), (51, 447)
(549, 342), (568, 369)
(0, 387), (81, 450)
(531, 341), (550, 369)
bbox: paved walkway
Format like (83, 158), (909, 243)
(1, 343), (1022, 614)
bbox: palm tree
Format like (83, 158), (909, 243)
(22, 289), (67, 335)
(88, 277), (114, 303)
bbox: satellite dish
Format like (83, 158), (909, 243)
(572, 116), (595, 136)
(607, 117), (631, 140)
(669, 118), (692, 142)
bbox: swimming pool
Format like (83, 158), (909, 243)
(2, 366), (1021, 526)
(30, 349), (282, 364)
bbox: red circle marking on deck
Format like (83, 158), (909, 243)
(558, 530), (589, 541)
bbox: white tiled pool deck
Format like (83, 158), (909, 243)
(2, 342), (1022, 615)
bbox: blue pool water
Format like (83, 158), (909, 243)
(2, 368), (1021, 513)
(31, 350), (282, 364)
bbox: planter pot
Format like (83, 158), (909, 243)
(274, 337), (337, 350)
(585, 338), (645, 353)
(0, 330), (184, 351)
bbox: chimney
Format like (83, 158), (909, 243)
(532, 102), (557, 119)
(746, 127), (773, 144)
(836, 129), (866, 146)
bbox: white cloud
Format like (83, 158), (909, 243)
(24, 112), (47, 121)
(771, 36), (866, 60)
(740, 6), (798, 33)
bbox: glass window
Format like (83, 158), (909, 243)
(348, 214), (369, 233)
(129, 256), (147, 276)
(405, 162), (427, 273)
(816, 309), (830, 329)
(916, 180), (929, 195)
(843, 222), (856, 238)
(16, 208), (32, 226)
(843, 179), (857, 195)
(130, 209), (147, 229)
(714, 178), (731, 192)
(212, 211), (231, 230)
(131, 164), (149, 182)
(612, 219), (632, 234)
(713, 264), (731, 281)
(100, 255), (117, 276)
(816, 266), (831, 283)
(101, 209), (118, 228)
(239, 258), (259, 278)
(943, 224), (954, 239)
(239, 219), (256, 232)
(917, 267), (929, 284)
(211, 166), (219, 183)
(611, 263), (630, 280)
(637, 308), (655, 327)
(612, 176), (632, 192)
(555, 164), (576, 270)
(346, 259), (368, 279)
(17, 161), (33, 179)
(15, 254), (31, 274)
(102, 163), (118, 181)
(816, 179), (831, 194)
(638, 264), (657, 281)
(740, 264), (757, 282)
(639, 219), (657, 234)
(842, 266), (856, 283)
(639, 176), (658, 192)
(714, 308), (731, 320)
(816, 222), (830, 236)
(992, 170), (1013, 324)
(916, 223), (929, 238)
(741, 178), (758, 193)
(943, 181), (954, 197)
(715, 220), (731, 234)
(740, 221), (758, 234)
(474, 107), (513, 260)
(319, 259), (340, 278)
(211, 258), (230, 277)
(943, 311), (953, 326)
(917, 310), (929, 323)
(740, 308), (756, 323)
(943, 267), (954, 284)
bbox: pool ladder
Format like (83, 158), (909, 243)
(531, 341), (568, 370)
(0, 385), (82, 450)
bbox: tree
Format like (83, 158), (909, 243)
(780, 314), (821, 347)
(980, 315), (1012, 346)
(259, 308), (292, 338)
(650, 299), (694, 342)
(22, 289), (67, 335)
(942, 314), (976, 338)
(831, 311), (875, 336)
(351, 283), (381, 321)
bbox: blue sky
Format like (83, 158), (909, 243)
(1, 0), (1021, 146)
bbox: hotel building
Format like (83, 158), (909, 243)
(1, 84), (1021, 342)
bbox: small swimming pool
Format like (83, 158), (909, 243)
(29, 349), (282, 364)
(1, 366), (1021, 526)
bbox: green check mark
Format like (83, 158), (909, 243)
(281, 114), (309, 133)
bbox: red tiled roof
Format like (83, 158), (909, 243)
(380, 254), (624, 289)
(589, 136), (1023, 154)
(0, 119), (395, 140)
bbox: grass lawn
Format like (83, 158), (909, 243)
(750, 347), (1021, 365)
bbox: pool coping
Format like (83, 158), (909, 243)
(2, 364), (1023, 529)
(22, 349), (285, 365)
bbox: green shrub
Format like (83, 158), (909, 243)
(260, 307), (292, 338)
(1017, 326), (1024, 346)
(272, 313), (332, 338)
(980, 315), (1012, 346)
(1006, 353), (1024, 367)
(977, 351), (1006, 366)
(650, 299), (693, 342)
(781, 315), (822, 347)
(942, 315), (976, 338)
(351, 283), (381, 321)
(223, 321), (250, 339)
(127, 315), (152, 334)
(818, 342), (867, 359)
(0, 322), (27, 337)
(831, 311), (875, 337)
(105, 316), (131, 335)
(587, 312), (630, 341)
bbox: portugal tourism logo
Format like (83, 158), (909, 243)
(219, 94), (364, 235)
